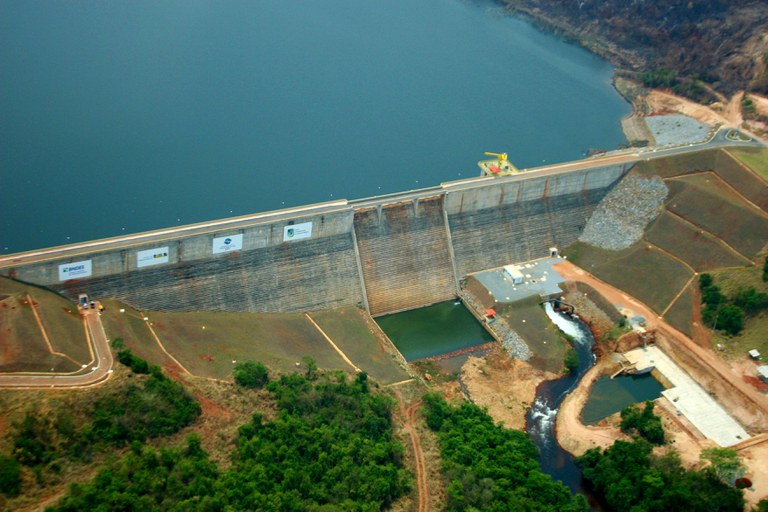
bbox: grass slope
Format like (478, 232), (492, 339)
(564, 242), (693, 315)
(666, 175), (768, 258)
(310, 307), (409, 384)
(101, 302), (407, 384)
(0, 278), (88, 373)
(645, 211), (749, 271)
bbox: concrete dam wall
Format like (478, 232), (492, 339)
(0, 162), (631, 315)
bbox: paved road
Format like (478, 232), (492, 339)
(0, 308), (114, 389)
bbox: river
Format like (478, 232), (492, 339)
(527, 303), (599, 502)
(0, 0), (630, 254)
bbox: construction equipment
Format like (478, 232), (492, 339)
(478, 151), (521, 177)
(484, 152), (508, 165)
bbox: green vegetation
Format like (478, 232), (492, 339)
(0, 455), (21, 497)
(706, 258), (768, 358)
(563, 348), (579, 374)
(3, 350), (200, 500)
(578, 440), (744, 512)
(764, 256), (768, 282)
(700, 274), (768, 336)
(729, 147), (768, 182)
(233, 361), (269, 389)
(422, 393), (587, 511)
(638, 69), (710, 102)
(48, 369), (410, 511)
(49, 435), (218, 512)
(700, 448), (746, 486)
(619, 401), (665, 445)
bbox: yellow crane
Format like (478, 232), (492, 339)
(482, 151), (520, 175)
(484, 152), (508, 165)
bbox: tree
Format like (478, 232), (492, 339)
(233, 361), (269, 389)
(701, 447), (745, 486)
(620, 401), (665, 444)
(716, 305), (744, 335)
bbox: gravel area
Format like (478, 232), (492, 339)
(579, 173), (668, 250)
(645, 114), (710, 146)
(460, 290), (532, 361)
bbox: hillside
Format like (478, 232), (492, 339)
(502, 0), (768, 100)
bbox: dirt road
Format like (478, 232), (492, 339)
(396, 390), (428, 512)
(553, 260), (768, 417)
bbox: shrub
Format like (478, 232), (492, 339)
(233, 361), (269, 389)
(0, 455), (21, 496)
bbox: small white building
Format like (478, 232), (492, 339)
(758, 366), (768, 383)
(749, 349), (761, 360)
(503, 265), (524, 285)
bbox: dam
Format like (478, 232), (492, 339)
(0, 157), (632, 316)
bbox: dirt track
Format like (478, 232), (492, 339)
(396, 390), (428, 512)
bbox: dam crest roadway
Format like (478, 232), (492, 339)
(0, 127), (756, 268)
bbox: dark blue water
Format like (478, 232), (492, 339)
(0, 0), (629, 253)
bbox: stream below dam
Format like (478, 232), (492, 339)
(526, 303), (602, 508)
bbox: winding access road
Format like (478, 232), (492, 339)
(0, 308), (114, 389)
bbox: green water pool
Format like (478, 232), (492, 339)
(375, 300), (493, 361)
(581, 373), (665, 425)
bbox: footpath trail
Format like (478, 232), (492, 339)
(0, 308), (114, 389)
(396, 390), (428, 512)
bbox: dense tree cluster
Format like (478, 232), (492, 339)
(578, 440), (744, 512)
(46, 369), (410, 511)
(422, 392), (586, 511)
(620, 401), (665, 445)
(1, 351), (200, 499)
(700, 274), (768, 335)
(49, 435), (219, 512)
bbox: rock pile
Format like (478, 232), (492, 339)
(579, 173), (667, 250)
(459, 290), (532, 361)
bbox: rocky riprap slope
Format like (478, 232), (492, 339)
(579, 173), (668, 250)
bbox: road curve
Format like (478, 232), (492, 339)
(0, 309), (114, 389)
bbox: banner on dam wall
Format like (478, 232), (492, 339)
(212, 233), (243, 254)
(283, 222), (312, 242)
(136, 247), (169, 268)
(58, 260), (92, 281)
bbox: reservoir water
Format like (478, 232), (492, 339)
(0, 0), (630, 254)
(375, 300), (493, 361)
